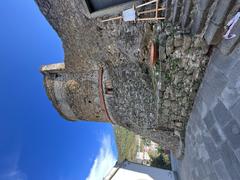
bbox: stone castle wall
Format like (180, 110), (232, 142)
(36, 0), (239, 158)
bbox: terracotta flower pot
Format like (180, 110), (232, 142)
(149, 41), (158, 66)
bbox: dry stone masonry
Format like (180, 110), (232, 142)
(152, 23), (209, 156)
(36, 0), (240, 160)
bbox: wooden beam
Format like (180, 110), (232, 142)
(136, 0), (157, 9)
(101, 16), (122, 22)
(137, 7), (165, 15)
(137, 17), (165, 21)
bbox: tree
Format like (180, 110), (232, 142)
(150, 154), (171, 170)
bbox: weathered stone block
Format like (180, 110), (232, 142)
(202, 160), (215, 177)
(235, 148), (240, 162)
(208, 173), (218, 180)
(181, 0), (193, 28)
(220, 142), (240, 180)
(159, 46), (167, 61)
(203, 111), (215, 129)
(213, 100), (234, 127)
(166, 36), (174, 55)
(221, 83), (240, 109)
(204, 136), (221, 161)
(204, 65), (228, 96)
(196, 0), (212, 11)
(213, 159), (232, 180)
(158, 33), (167, 46)
(191, 0), (214, 34)
(197, 163), (207, 179)
(228, 60), (240, 83)
(230, 100), (240, 124)
(191, 11), (204, 34)
(211, 48), (237, 75)
(210, 124), (226, 146)
(230, 42), (240, 60)
(193, 37), (209, 53)
(175, 122), (183, 128)
(204, 22), (223, 45)
(210, 0), (235, 25)
(223, 120), (240, 149)
(183, 34), (192, 50)
(174, 33), (183, 47)
(221, 59), (240, 108)
(198, 81), (218, 109)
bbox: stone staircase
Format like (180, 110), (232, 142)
(164, 0), (240, 55)
(152, 0), (240, 158)
(162, 0), (240, 177)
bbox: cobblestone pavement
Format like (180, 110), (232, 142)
(174, 43), (240, 180)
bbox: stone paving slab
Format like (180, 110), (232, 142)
(175, 43), (240, 180)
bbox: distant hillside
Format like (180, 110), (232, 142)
(113, 125), (138, 162)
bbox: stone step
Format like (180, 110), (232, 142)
(204, 0), (235, 45)
(218, 18), (240, 55)
(164, 0), (172, 21)
(191, 0), (215, 35)
(172, 0), (183, 24)
(181, 0), (193, 29)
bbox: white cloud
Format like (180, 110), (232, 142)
(0, 151), (27, 180)
(86, 135), (117, 180)
(0, 170), (27, 180)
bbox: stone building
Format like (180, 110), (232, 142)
(104, 160), (177, 180)
(36, 0), (240, 159)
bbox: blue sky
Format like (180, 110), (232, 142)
(0, 1), (117, 180)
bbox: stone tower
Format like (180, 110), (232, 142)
(36, 0), (228, 158)
(41, 63), (113, 122)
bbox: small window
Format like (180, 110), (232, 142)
(105, 80), (113, 95)
(85, 0), (131, 13)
